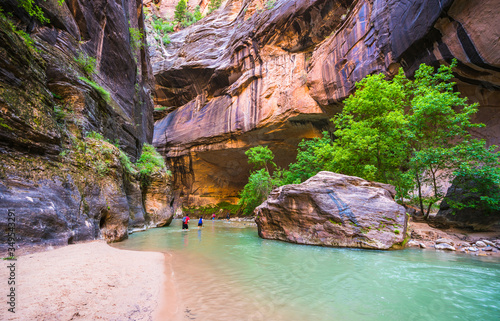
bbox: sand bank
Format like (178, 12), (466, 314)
(0, 241), (164, 321)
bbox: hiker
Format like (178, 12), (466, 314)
(226, 213), (230, 221)
(212, 213), (216, 220)
(182, 214), (190, 230)
(198, 217), (203, 229)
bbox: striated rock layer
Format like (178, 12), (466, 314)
(0, 0), (172, 250)
(255, 172), (409, 249)
(152, 0), (500, 207)
(143, 172), (176, 227)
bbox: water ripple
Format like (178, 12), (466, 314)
(113, 220), (500, 321)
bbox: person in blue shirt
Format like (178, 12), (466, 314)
(198, 217), (203, 229)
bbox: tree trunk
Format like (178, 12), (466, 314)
(415, 172), (426, 219)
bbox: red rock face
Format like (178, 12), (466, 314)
(152, 0), (500, 206)
(255, 172), (409, 249)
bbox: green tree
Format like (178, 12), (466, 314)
(238, 146), (284, 215)
(332, 70), (410, 184)
(284, 132), (336, 184)
(238, 169), (273, 215)
(405, 61), (485, 218)
(246, 145), (276, 172)
(255, 59), (499, 219)
(449, 140), (500, 213)
(208, 0), (222, 14)
(193, 5), (203, 21)
(174, 0), (187, 24)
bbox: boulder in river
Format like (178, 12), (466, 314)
(435, 243), (456, 251)
(482, 240), (496, 247)
(436, 238), (455, 246)
(475, 241), (487, 247)
(255, 172), (408, 250)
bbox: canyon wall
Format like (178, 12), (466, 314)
(0, 0), (172, 251)
(152, 0), (499, 207)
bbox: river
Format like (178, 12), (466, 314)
(112, 220), (500, 321)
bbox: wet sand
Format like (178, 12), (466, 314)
(153, 250), (268, 321)
(0, 241), (164, 321)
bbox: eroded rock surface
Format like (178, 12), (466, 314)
(143, 172), (175, 227)
(152, 0), (500, 206)
(255, 172), (408, 249)
(0, 0), (162, 249)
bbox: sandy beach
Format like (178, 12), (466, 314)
(0, 241), (164, 321)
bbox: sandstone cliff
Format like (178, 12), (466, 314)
(151, 0), (500, 207)
(0, 0), (171, 250)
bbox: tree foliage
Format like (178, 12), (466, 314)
(129, 27), (144, 51)
(238, 146), (283, 215)
(238, 169), (273, 216)
(16, 0), (65, 24)
(208, 0), (222, 14)
(246, 145), (276, 171)
(174, 0), (187, 24)
(174, 0), (203, 27)
(239, 60), (500, 218)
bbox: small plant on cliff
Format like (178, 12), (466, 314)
(265, 0), (277, 10)
(16, 0), (49, 24)
(86, 131), (104, 140)
(119, 150), (138, 176)
(53, 105), (67, 124)
(77, 132), (117, 176)
(136, 143), (169, 186)
(15, 0), (65, 24)
(129, 26), (144, 51)
(78, 77), (111, 103)
(162, 34), (171, 46)
(0, 10), (39, 52)
(74, 51), (97, 75)
(193, 5), (203, 21)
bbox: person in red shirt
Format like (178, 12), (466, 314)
(182, 214), (190, 229)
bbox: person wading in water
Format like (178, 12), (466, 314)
(182, 214), (190, 230)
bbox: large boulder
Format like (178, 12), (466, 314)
(255, 172), (408, 250)
(433, 177), (500, 231)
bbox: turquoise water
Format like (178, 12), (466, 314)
(113, 220), (500, 321)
